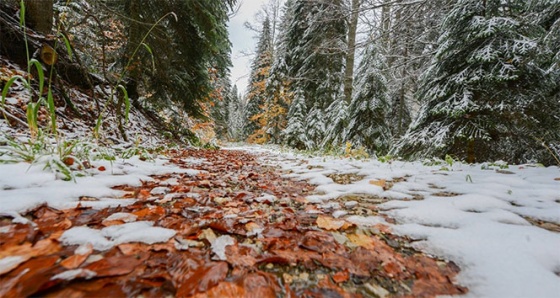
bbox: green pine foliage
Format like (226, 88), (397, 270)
(281, 0), (347, 149)
(394, 0), (560, 165)
(123, 0), (235, 119)
(345, 42), (391, 154)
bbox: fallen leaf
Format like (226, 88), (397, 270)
(347, 233), (375, 250)
(98, 166), (106, 171)
(84, 255), (142, 277)
(177, 262), (229, 297)
(192, 281), (245, 298)
(60, 243), (93, 269)
(63, 157), (75, 166)
(316, 215), (347, 231)
(332, 270), (350, 283)
(369, 179), (386, 189)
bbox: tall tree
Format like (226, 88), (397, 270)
(343, 0), (361, 103)
(246, 16), (273, 142)
(122, 0), (235, 120)
(23, 0), (53, 35)
(345, 41), (391, 153)
(393, 0), (560, 165)
(283, 0), (347, 149)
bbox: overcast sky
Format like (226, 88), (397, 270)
(228, 0), (271, 96)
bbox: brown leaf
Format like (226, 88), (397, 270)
(0, 255), (60, 297)
(177, 262), (229, 297)
(60, 244), (93, 269)
(332, 270), (350, 283)
(84, 255), (142, 277)
(192, 282), (245, 298)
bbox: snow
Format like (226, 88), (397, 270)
(0, 156), (196, 215)
(236, 145), (560, 298)
(60, 221), (176, 251)
(51, 269), (97, 281)
(211, 235), (236, 261)
(1, 142), (559, 297)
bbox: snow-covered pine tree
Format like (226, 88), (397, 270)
(322, 98), (348, 148)
(345, 41), (391, 154)
(380, 0), (453, 138)
(393, 0), (560, 165)
(282, 0), (347, 149)
(245, 16), (273, 141)
(227, 85), (246, 141)
(282, 90), (307, 149)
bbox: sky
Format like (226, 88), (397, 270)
(228, 0), (272, 96)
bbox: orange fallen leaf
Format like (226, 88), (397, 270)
(332, 270), (350, 283)
(132, 206), (166, 218)
(347, 233), (375, 250)
(369, 179), (386, 188)
(84, 255), (142, 277)
(60, 243), (93, 269)
(245, 222), (262, 234)
(316, 215), (346, 231)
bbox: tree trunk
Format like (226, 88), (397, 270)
(343, 0), (360, 103)
(23, 0), (53, 35)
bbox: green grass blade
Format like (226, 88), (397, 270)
(29, 59), (45, 95)
(47, 89), (57, 134)
(58, 32), (73, 60)
(1, 75), (28, 108)
(141, 42), (156, 71)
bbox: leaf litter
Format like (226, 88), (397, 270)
(0, 148), (467, 297)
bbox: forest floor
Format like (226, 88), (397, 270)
(1, 144), (559, 297)
(1, 54), (560, 297)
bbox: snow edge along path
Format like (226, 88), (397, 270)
(0, 155), (206, 257)
(237, 145), (560, 298)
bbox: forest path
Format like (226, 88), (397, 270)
(0, 148), (466, 297)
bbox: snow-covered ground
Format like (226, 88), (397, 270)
(241, 145), (560, 298)
(1, 144), (559, 297)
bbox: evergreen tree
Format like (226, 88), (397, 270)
(394, 0), (560, 165)
(282, 90), (307, 149)
(282, 0), (347, 149)
(210, 76), (233, 140)
(345, 42), (391, 154)
(380, 0), (453, 138)
(123, 0), (235, 120)
(246, 16), (273, 141)
(261, 0), (296, 144)
(227, 85), (246, 141)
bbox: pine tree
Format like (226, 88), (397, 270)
(123, 0), (235, 120)
(381, 0), (453, 138)
(227, 85), (246, 141)
(282, 90), (307, 149)
(282, 0), (347, 149)
(345, 42), (391, 154)
(261, 0), (294, 144)
(246, 17), (273, 142)
(394, 0), (560, 165)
